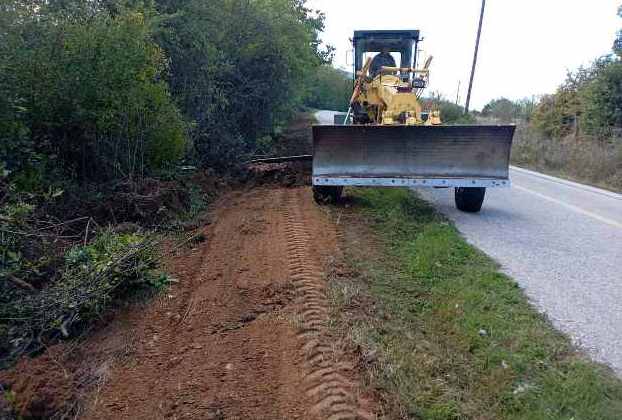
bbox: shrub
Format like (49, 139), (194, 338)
(438, 101), (475, 124)
(0, 229), (166, 365)
(580, 61), (622, 136)
(512, 125), (622, 192)
(0, 4), (186, 183)
(156, 0), (327, 167)
(531, 56), (620, 139)
(304, 65), (352, 112)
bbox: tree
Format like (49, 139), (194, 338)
(304, 66), (352, 112)
(482, 98), (515, 122)
(531, 56), (618, 138)
(155, 0), (327, 167)
(580, 60), (622, 136)
(0, 2), (186, 183)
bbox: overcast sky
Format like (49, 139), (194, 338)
(306, 0), (620, 110)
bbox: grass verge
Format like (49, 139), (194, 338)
(331, 188), (622, 419)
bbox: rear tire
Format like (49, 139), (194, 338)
(313, 186), (343, 205)
(455, 187), (486, 213)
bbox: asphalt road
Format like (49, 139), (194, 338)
(314, 110), (622, 375)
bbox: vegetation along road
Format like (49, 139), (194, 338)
(317, 110), (622, 376)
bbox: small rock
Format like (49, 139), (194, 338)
(113, 222), (140, 234)
(513, 383), (534, 395)
(240, 313), (257, 323)
(478, 329), (488, 337)
(225, 363), (233, 371)
(363, 350), (378, 364)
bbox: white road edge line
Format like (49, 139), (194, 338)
(511, 166), (622, 201)
(513, 185), (622, 230)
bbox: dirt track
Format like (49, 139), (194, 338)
(73, 187), (373, 419)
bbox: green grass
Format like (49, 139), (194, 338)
(340, 188), (622, 420)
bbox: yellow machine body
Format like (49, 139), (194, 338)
(357, 70), (442, 126)
(311, 29), (515, 212)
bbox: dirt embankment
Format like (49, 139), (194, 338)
(2, 186), (375, 419)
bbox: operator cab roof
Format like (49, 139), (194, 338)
(353, 30), (420, 40)
(353, 30), (421, 51)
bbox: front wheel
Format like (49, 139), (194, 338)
(455, 187), (486, 213)
(313, 186), (343, 205)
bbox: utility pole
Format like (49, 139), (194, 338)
(456, 80), (461, 105)
(465, 0), (486, 114)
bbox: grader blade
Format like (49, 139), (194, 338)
(312, 125), (515, 188)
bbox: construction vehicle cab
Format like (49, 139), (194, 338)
(312, 29), (515, 213)
(353, 30), (420, 79)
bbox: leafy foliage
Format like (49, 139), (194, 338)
(304, 65), (352, 112)
(531, 57), (617, 138)
(1, 229), (163, 365)
(488, 5), (622, 140)
(437, 100), (476, 124)
(529, 5), (622, 139)
(482, 97), (537, 123)
(0, 4), (186, 183)
(579, 60), (622, 136)
(155, 0), (328, 167)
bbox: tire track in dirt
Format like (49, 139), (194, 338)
(1, 186), (375, 419)
(283, 189), (374, 420)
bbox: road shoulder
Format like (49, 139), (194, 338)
(324, 187), (622, 419)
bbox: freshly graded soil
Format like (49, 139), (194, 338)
(2, 187), (374, 419)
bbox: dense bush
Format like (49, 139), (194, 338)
(482, 97), (537, 123)
(483, 5), (622, 139)
(437, 101), (476, 124)
(0, 3), (186, 184)
(1, 0), (329, 181)
(0, 228), (164, 365)
(0, 0), (328, 374)
(530, 57), (617, 138)
(512, 125), (622, 191)
(580, 60), (622, 136)
(304, 65), (352, 112)
(156, 0), (328, 167)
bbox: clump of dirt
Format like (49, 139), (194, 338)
(272, 114), (314, 157)
(1, 349), (78, 418)
(0, 319), (130, 419)
(247, 161), (311, 188)
(98, 178), (191, 225)
(244, 112), (314, 188)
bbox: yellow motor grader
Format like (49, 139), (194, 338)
(312, 30), (515, 212)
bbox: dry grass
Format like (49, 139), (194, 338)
(511, 125), (622, 192)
